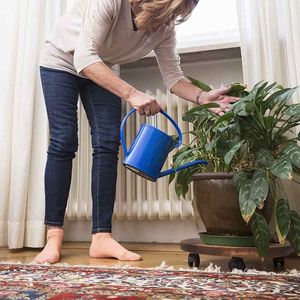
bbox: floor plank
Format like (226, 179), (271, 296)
(1, 242), (299, 272)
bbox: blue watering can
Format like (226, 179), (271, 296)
(120, 108), (208, 182)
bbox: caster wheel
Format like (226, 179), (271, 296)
(228, 257), (246, 271)
(188, 253), (200, 268)
(273, 257), (285, 268)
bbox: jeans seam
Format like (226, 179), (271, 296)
(86, 88), (101, 230)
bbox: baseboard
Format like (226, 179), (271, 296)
(63, 219), (202, 243)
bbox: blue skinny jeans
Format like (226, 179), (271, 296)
(40, 66), (121, 234)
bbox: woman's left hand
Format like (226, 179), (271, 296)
(197, 86), (239, 116)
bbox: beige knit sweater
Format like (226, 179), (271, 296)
(40, 0), (185, 89)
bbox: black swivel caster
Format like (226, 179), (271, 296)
(273, 257), (285, 268)
(188, 253), (200, 268)
(228, 257), (246, 271)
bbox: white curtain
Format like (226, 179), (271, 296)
(0, 0), (74, 249)
(237, 0), (300, 212)
(237, 0), (300, 102)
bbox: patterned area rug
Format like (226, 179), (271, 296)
(0, 262), (300, 299)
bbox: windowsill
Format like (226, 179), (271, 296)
(122, 40), (241, 70)
(147, 40), (240, 57)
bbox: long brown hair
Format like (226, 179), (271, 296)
(130, 0), (198, 32)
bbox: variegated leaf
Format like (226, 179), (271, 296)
(224, 140), (244, 166)
(256, 149), (274, 168)
(285, 103), (300, 116)
(275, 199), (291, 244)
(239, 180), (256, 223)
(232, 100), (252, 116)
(275, 87), (298, 103)
(287, 211), (300, 255)
(183, 103), (220, 117)
(250, 212), (270, 259)
(249, 169), (268, 209)
(270, 156), (293, 180)
(283, 143), (300, 168)
(233, 171), (248, 190)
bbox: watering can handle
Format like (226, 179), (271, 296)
(120, 108), (182, 156)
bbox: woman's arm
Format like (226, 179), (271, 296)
(154, 28), (238, 115)
(73, 0), (162, 116)
(82, 62), (163, 116)
(170, 78), (201, 104)
(171, 78), (239, 115)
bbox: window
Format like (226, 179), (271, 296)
(176, 0), (240, 49)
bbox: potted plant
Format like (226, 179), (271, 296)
(170, 78), (300, 259)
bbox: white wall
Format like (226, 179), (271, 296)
(64, 55), (244, 243)
(121, 57), (243, 93)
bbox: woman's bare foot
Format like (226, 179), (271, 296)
(89, 232), (142, 261)
(34, 227), (64, 264)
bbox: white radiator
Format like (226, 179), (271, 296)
(66, 90), (196, 221)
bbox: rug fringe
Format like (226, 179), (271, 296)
(1, 260), (300, 277)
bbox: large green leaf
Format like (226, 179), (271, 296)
(276, 199), (291, 244)
(188, 76), (212, 92)
(256, 149), (274, 168)
(184, 103), (220, 116)
(263, 88), (292, 111)
(254, 81), (269, 99)
(239, 180), (256, 223)
(217, 123), (237, 134)
(212, 112), (234, 129)
(250, 212), (270, 259)
(231, 100), (253, 116)
(283, 143), (300, 168)
(284, 103), (300, 116)
(173, 148), (196, 169)
(264, 116), (275, 129)
(249, 169), (269, 209)
(175, 170), (189, 198)
(169, 172), (176, 184)
(224, 140), (244, 166)
(205, 134), (222, 151)
(262, 82), (278, 96)
(287, 211), (300, 255)
(175, 179), (184, 198)
(227, 83), (247, 97)
(174, 165), (201, 198)
(172, 146), (192, 165)
(275, 87), (298, 103)
(233, 171), (248, 190)
(270, 156), (293, 180)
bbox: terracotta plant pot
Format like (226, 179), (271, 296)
(192, 172), (274, 236)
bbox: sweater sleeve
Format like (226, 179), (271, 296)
(154, 29), (185, 90)
(73, 0), (115, 74)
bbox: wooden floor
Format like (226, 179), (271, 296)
(1, 242), (299, 272)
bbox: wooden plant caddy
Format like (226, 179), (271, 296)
(180, 238), (293, 271)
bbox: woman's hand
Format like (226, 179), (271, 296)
(197, 86), (239, 116)
(128, 89), (164, 116)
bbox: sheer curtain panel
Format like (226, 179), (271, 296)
(0, 0), (72, 249)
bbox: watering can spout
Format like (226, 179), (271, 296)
(158, 160), (208, 178)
